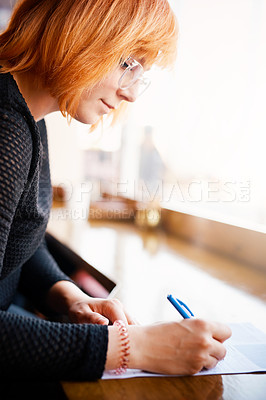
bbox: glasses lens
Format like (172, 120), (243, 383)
(137, 76), (151, 96)
(118, 57), (151, 97)
(119, 64), (143, 90)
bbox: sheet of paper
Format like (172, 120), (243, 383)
(102, 322), (266, 380)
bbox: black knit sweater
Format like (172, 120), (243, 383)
(0, 71), (108, 380)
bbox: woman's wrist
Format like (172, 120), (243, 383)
(127, 325), (144, 369)
(113, 320), (130, 373)
(106, 324), (144, 371)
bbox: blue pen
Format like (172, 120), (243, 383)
(167, 294), (194, 319)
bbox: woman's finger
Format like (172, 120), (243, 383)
(86, 312), (109, 325)
(69, 306), (109, 325)
(203, 340), (227, 370)
(203, 355), (220, 370)
(210, 340), (227, 361)
(211, 321), (232, 343)
(104, 299), (129, 325)
(89, 298), (138, 325)
(124, 309), (139, 325)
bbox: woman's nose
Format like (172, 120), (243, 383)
(117, 83), (138, 103)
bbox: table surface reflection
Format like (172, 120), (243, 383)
(47, 215), (266, 400)
(62, 374), (266, 400)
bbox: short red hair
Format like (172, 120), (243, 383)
(0, 0), (178, 122)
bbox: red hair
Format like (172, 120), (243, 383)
(0, 0), (178, 122)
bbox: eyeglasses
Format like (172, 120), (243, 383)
(118, 57), (151, 97)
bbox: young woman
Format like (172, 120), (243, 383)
(0, 0), (231, 380)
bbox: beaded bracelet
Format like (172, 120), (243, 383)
(113, 320), (130, 374)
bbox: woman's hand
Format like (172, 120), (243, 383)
(46, 280), (135, 325)
(106, 318), (232, 375)
(132, 319), (231, 375)
(67, 297), (135, 325)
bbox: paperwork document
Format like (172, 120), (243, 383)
(102, 322), (266, 380)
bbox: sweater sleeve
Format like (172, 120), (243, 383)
(0, 105), (32, 276)
(0, 310), (108, 380)
(0, 97), (109, 381)
(18, 237), (74, 313)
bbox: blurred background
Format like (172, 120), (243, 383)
(47, 0), (266, 234)
(1, 0), (266, 233)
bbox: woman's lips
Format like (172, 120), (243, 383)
(101, 100), (114, 110)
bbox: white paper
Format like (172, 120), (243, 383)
(102, 322), (266, 380)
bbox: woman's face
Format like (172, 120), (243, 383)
(74, 65), (138, 125)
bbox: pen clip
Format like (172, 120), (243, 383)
(176, 298), (194, 317)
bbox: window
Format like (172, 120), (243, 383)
(47, 0), (266, 233)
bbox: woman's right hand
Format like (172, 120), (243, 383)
(106, 318), (232, 375)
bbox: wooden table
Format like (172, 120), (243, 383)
(62, 374), (266, 400)
(47, 215), (266, 400)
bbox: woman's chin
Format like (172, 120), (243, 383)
(74, 113), (101, 125)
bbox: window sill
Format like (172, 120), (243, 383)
(161, 205), (266, 272)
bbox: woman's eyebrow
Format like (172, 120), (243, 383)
(136, 57), (151, 71)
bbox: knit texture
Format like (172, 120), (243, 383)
(0, 71), (108, 380)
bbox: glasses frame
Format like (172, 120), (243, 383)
(118, 57), (151, 96)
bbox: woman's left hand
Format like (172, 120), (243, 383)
(67, 297), (135, 325)
(47, 280), (135, 325)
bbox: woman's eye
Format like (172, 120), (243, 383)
(121, 61), (129, 69)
